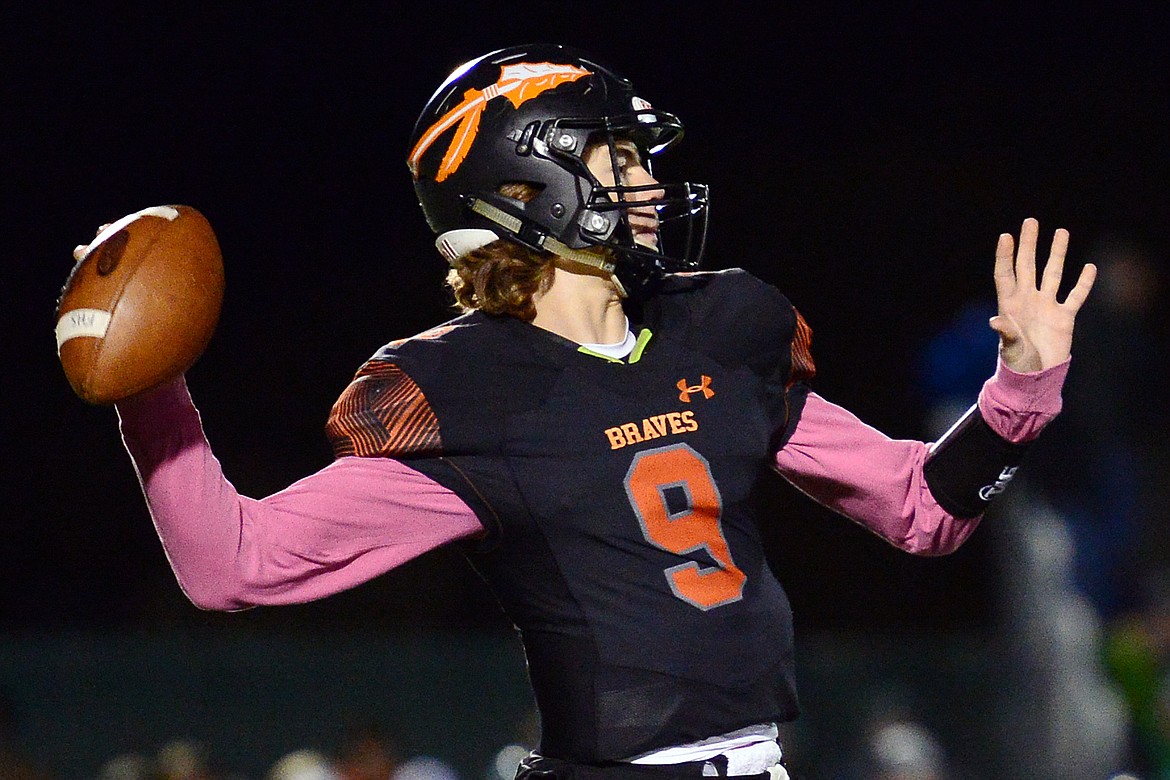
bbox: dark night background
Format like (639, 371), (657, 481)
(3, 1), (1168, 654)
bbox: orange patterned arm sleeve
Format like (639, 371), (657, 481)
(326, 361), (443, 458)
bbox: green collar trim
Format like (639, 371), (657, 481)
(628, 328), (652, 363)
(576, 345), (624, 363)
(575, 328), (653, 364)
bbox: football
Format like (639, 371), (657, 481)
(56, 204), (224, 405)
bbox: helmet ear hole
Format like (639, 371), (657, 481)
(498, 181), (545, 204)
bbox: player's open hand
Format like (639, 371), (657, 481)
(989, 218), (1096, 373)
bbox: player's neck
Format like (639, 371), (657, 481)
(532, 265), (627, 345)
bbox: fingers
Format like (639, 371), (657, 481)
(993, 232), (1016, 300)
(1000, 219), (1072, 297)
(1040, 228), (1069, 295)
(1062, 262), (1098, 312)
(72, 223), (113, 262)
(1015, 217), (1039, 289)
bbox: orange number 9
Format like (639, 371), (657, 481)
(623, 443), (746, 610)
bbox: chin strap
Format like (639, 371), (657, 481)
(467, 198), (628, 297)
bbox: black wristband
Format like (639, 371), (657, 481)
(923, 405), (1031, 518)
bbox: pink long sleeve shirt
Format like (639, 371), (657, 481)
(116, 357), (1067, 611)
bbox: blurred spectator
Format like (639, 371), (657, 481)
(98, 753), (158, 780)
(862, 719), (948, 780)
(916, 296), (1000, 439)
(486, 707), (539, 780)
(333, 723), (399, 780)
(156, 739), (216, 780)
(389, 756), (459, 780)
(1028, 236), (1166, 622)
(1104, 567), (1170, 777)
(827, 686), (960, 780)
(487, 745), (528, 780)
(267, 749), (339, 780)
(831, 716), (956, 780)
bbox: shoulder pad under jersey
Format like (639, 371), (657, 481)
(324, 315), (479, 458)
(648, 268), (815, 386)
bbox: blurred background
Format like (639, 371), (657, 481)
(3, 3), (1169, 779)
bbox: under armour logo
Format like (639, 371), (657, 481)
(978, 466), (1019, 501)
(677, 376), (714, 403)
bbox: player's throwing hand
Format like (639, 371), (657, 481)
(990, 217), (1097, 373)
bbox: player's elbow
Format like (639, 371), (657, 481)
(174, 573), (254, 612)
(897, 513), (982, 556)
(186, 591), (250, 612)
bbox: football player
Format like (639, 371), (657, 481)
(96, 44), (1095, 780)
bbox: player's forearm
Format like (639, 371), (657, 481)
(773, 394), (976, 554)
(772, 357), (1067, 554)
(116, 377), (255, 609)
(116, 379), (485, 610)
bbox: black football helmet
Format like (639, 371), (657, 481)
(407, 43), (709, 294)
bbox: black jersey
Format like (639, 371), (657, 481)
(326, 268), (815, 762)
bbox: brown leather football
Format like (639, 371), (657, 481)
(56, 205), (224, 405)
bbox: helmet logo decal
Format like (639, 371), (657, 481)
(408, 61), (592, 182)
